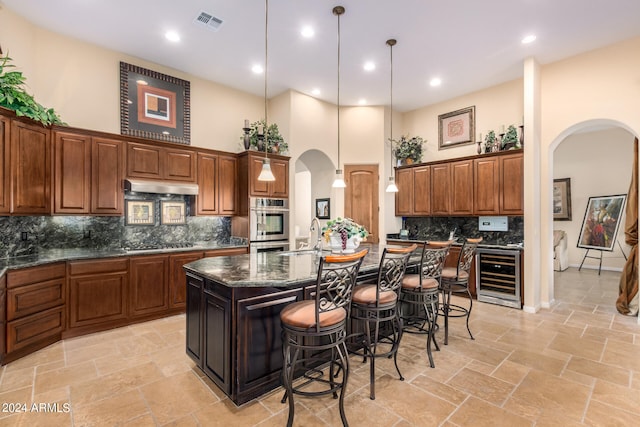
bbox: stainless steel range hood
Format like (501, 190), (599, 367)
(124, 179), (199, 195)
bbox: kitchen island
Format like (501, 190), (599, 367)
(183, 244), (403, 405)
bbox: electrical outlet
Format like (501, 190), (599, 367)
(83, 230), (91, 239)
(21, 231), (28, 241)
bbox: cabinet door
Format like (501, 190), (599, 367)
(53, 131), (91, 214)
(186, 274), (203, 365)
(474, 157), (500, 215)
(249, 155), (270, 196)
(196, 153), (218, 215)
(500, 153), (524, 215)
(431, 163), (451, 215)
(169, 252), (204, 309)
(450, 160), (474, 215)
(165, 147), (196, 182)
(395, 168), (414, 216)
(203, 288), (231, 394)
(92, 137), (124, 215)
(413, 165), (431, 215)
(68, 271), (128, 328)
(11, 120), (51, 214)
(0, 115), (10, 214)
(269, 158), (289, 198)
(218, 155), (238, 215)
(126, 142), (162, 179)
(129, 255), (169, 317)
(236, 289), (301, 396)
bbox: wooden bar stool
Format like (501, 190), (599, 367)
(280, 249), (368, 427)
(439, 237), (482, 345)
(350, 244), (416, 400)
(399, 242), (450, 368)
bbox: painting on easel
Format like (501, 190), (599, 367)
(577, 194), (626, 251)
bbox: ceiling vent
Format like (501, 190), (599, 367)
(194, 11), (224, 32)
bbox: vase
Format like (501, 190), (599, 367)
(329, 233), (362, 253)
(477, 140), (482, 154)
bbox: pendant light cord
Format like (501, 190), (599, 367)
(333, 6), (345, 170)
(264, 0), (269, 158)
(387, 39), (397, 172)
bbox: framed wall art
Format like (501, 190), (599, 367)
(438, 106), (475, 150)
(120, 61), (191, 144)
(125, 200), (155, 225)
(161, 200), (187, 225)
(577, 194), (626, 251)
(315, 198), (330, 219)
(553, 178), (572, 221)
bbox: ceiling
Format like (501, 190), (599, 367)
(3, 0), (640, 112)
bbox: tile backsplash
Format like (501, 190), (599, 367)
(401, 216), (524, 245)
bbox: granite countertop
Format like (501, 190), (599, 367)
(386, 237), (523, 251)
(0, 242), (249, 276)
(183, 244), (422, 288)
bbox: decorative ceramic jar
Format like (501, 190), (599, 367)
(329, 233), (362, 253)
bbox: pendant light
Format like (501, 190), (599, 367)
(332, 6), (346, 188)
(257, 0), (276, 182)
(385, 38), (399, 193)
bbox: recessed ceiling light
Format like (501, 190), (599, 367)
(522, 34), (536, 44)
(363, 62), (375, 72)
(252, 64), (263, 74)
(165, 31), (180, 42)
(301, 26), (314, 38)
(311, 88), (321, 96)
(430, 77), (442, 87)
(358, 99), (367, 106)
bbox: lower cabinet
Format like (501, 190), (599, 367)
(169, 252), (204, 309)
(5, 263), (66, 361)
(129, 255), (169, 317)
(203, 285), (231, 394)
(186, 273), (204, 365)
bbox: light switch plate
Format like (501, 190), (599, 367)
(478, 216), (508, 231)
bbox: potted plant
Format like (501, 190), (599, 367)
(322, 217), (369, 253)
(501, 125), (520, 150)
(484, 130), (497, 153)
(392, 135), (425, 165)
(242, 119), (288, 154)
(0, 54), (64, 126)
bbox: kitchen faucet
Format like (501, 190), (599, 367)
(310, 217), (322, 252)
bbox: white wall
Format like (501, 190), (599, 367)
(553, 128), (634, 270)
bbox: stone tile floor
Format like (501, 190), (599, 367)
(0, 267), (638, 426)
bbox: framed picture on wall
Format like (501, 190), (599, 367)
(315, 198), (330, 219)
(577, 194), (626, 251)
(161, 200), (186, 225)
(553, 178), (572, 221)
(120, 61), (191, 144)
(438, 106), (475, 150)
(125, 200), (155, 225)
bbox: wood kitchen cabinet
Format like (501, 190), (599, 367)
(67, 257), (129, 333)
(0, 115), (10, 214)
(129, 254), (170, 318)
(431, 163), (451, 215)
(5, 263), (66, 361)
(474, 157), (501, 215)
(473, 152), (523, 216)
(169, 251), (204, 308)
(499, 152), (524, 215)
(395, 165), (431, 216)
(126, 141), (196, 182)
(53, 130), (124, 215)
(244, 152), (289, 198)
(196, 152), (237, 216)
(11, 119), (51, 214)
(450, 159), (474, 215)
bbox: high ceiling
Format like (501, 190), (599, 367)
(3, 0), (640, 112)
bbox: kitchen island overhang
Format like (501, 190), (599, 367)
(182, 245), (409, 405)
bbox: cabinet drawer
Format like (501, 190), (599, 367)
(7, 278), (65, 321)
(7, 306), (65, 353)
(7, 263), (66, 289)
(68, 257), (129, 276)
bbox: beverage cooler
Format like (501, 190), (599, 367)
(476, 248), (522, 309)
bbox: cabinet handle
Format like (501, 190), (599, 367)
(245, 295), (297, 311)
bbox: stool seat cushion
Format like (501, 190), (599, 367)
(352, 284), (397, 306)
(401, 274), (439, 291)
(280, 300), (346, 329)
(441, 267), (469, 280)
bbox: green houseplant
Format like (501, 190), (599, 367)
(501, 124), (520, 150)
(0, 54), (64, 126)
(243, 119), (288, 154)
(392, 135), (425, 165)
(484, 130), (497, 153)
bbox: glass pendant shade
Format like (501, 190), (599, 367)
(258, 158), (276, 181)
(332, 168), (346, 188)
(385, 176), (398, 193)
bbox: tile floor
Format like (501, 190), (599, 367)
(0, 268), (638, 426)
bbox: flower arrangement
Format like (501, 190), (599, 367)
(242, 119), (288, 154)
(322, 217), (369, 250)
(391, 135), (425, 164)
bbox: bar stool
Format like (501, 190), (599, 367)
(399, 242), (450, 368)
(350, 244), (416, 400)
(280, 249), (368, 427)
(439, 237), (482, 345)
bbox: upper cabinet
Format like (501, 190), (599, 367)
(196, 151), (237, 216)
(91, 137), (124, 215)
(126, 142), (196, 182)
(396, 150), (523, 217)
(0, 115), (10, 214)
(248, 154), (289, 198)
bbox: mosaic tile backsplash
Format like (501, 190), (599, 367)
(0, 194), (233, 259)
(400, 216), (524, 246)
